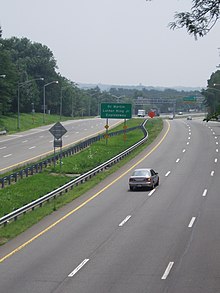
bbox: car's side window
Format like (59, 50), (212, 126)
(151, 170), (155, 176)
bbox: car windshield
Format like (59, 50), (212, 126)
(132, 170), (150, 177)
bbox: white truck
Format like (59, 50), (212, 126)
(137, 109), (146, 117)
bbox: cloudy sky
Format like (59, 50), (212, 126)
(1, 0), (220, 88)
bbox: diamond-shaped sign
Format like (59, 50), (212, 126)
(49, 122), (67, 139)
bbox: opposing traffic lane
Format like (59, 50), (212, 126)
(0, 118), (219, 292)
(0, 118), (121, 173)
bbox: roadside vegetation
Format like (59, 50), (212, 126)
(0, 112), (75, 134)
(0, 118), (163, 245)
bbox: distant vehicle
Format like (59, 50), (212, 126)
(187, 116), (192, 120)
(151, 108), (160, 116)
(169, 114), (174, 120)
(137, 109), (146, 117)
(178, 111), (183, 115)
(129, 168), (159, 191)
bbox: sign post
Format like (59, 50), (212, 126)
(49, 122), (67, 169)
(100, 103), (132, 144)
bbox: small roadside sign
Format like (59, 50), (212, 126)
(49, 122), (67, 139)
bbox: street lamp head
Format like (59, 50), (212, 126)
(0, 74), (6, 78)
(213, 83), (220, 86)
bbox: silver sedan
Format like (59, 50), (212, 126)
(129, 168), (159, 191)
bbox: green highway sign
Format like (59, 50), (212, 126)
(101, 103), (132, 119)
(183, 96), (197, 102)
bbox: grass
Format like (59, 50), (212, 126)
(0, 118), (163, 245)
(0, 113), (76, 134)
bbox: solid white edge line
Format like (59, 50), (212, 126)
(202, 189), (207, 197)
(148, 189), (156, 197)
(161, 262), (174, 280)
(68, 259), (90, 277)
(119, 215), (132, 227)
(165, 171), (171, 177)
(188, 217), (196, 228)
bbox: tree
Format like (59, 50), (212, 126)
(202, 70), (220, 120)
(147, 0), (220, 38)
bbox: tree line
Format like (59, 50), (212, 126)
(0, 34), (118, 118)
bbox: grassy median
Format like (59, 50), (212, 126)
(0, 118), (163, 245)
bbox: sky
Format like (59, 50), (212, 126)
(1, 0), (220, 88)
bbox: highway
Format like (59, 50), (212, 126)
(0, 117), (220, 292)
(0, 118), (121, 173)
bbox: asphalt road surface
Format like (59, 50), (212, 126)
(0, 118), (121, 173)
(0, 117), (220, 293)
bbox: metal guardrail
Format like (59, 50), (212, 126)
(0, 120), (148, 226)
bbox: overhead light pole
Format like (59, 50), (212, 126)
(111, 94), (125, 103)
(43, 80), (59, 123)
(17, 77), (44, 129)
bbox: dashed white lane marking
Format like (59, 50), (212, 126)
(187, 142), (190, 145)
(215, 136), (217, 139)
(188, 137), (191, 140)
(215, 158), (218, 163)
(216, 149), (219, 153)
(165, 171), (171, 177)
(119, 215), (132, 227)
(161, 262), (174, 280)
(3, 154), (12, 158)
(148, 189), (156, 197)
(202, 189), (208, 197)
(176, 158), (180, 163)
(182, 149), (186, 153)
(68, 259), (90, 277)
(188, 217), (196, 228)
(22, 140), (28, 143)
(0, 146), (6, 150)
(211, 171), (215, 176)
(216, 142), (219, 145)
(29, 146), (36, 150)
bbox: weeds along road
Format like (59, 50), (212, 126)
(1, 118), (220, 292)
(0, 118), (122, 173)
